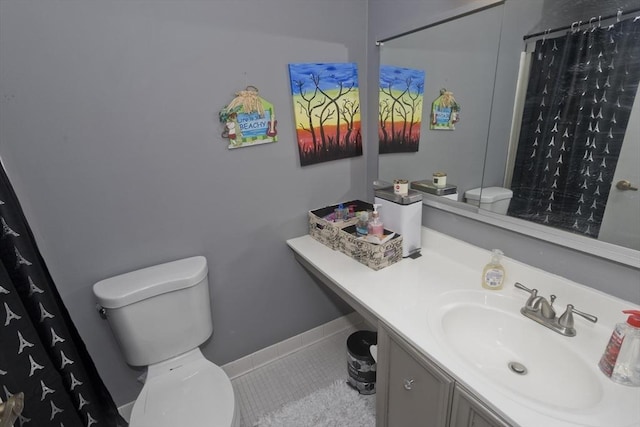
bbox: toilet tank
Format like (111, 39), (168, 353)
(93, 256), (213, 367)
(464, 187), (513, 215)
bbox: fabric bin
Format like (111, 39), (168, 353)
(338, 225), (402, 270)
(308, 200), (373, 250)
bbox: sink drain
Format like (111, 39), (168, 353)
(508, 361), (528, 375)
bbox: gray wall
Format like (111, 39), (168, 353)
(0, 0), (367, 406)
(421, 206), (640, 303)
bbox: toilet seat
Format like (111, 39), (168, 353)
(130, 349), (236, 427)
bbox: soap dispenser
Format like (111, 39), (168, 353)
(599, 310), (640, 386)
(481, 249), (505, 290)
(368, 204), (384, 238)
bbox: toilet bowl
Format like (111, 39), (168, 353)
(93, 256), (237, 427)
(130, 349), (236, 427)
(464, 187), (513, 214)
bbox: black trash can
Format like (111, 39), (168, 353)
(346, 330), (377, 395)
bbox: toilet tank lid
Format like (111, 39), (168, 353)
(93, 256), (208, 309)
(464, 187), (513, 203)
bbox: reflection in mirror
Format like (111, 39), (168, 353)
(377, 0), (640, 266)
(377, 3), (504, 201)
(501, 15), (640, 250)
(490, 5), (640, 252)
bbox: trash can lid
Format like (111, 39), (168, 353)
(347, 331), (378, 359)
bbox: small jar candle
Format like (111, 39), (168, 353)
(432, 172), (447, 188)
(394, 179), (409, 195)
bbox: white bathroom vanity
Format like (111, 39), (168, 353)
(287, 228), (640, 427)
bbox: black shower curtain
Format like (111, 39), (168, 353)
(0, 165), (126, 426)
(508, 17), (640, 237)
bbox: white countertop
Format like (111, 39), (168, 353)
(287, 227), (640, 427)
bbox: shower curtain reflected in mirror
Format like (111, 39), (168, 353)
(508, 17), (640, 238)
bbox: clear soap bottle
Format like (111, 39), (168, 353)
(356, 211), (369, 237)
(599, 310), (640, 387)
(482, 249), (505, 290)
(367, 204), (384, 238)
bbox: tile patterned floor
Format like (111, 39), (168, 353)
(232, 327), (362, 427)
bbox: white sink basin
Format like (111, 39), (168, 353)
(427, 290), (604, 410)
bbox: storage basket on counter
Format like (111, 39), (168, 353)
(308, 200), (369, 250)
(308, 200), (403, 270)
(339, 225), (402, 270)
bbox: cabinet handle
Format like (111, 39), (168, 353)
(403, 378), (415, 390)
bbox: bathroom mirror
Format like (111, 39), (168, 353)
(377, 3), (504, 200)
(378, 0), (640, 267)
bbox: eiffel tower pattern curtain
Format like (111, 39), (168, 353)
(508, 16), (640, 237)
(0, 165), (126, 426)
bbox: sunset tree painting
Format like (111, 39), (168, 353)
(289, 62), (362, 166)
(379, 65), (425, 154)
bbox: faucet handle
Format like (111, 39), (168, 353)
(558, 304), (598, 328)
(514, 282), (534, 294)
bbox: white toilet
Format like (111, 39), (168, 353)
(93, 256), (237, 427)
(464, 187), (513, 214)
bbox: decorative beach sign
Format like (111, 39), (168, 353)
(379, 65), (425, 154)
(430, 88), (460, 130)
(288, 62), (362, 166)
(219, 86), (277, 149)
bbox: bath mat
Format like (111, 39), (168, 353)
(254, 379), (375, 427)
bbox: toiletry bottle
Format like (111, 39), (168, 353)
(348, 204), (357, 219)
(334, 203), (345, 221)
(598, 310), (640, 386)
(356, 211), (369, 237)
(368, 204), (384, 238)
(482, 249), (505, 290)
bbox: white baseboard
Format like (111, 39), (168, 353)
(117, 312), (366, 419)
(221, 311), (365, 379)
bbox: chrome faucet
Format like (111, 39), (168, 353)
(515, 282), (598, 337)
(527, 289), (556, 319)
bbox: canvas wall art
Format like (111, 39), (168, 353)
(379, 65), (425, 154)
(288, 62), (362, 166)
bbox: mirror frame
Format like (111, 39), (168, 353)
(375, 0), (640, 269)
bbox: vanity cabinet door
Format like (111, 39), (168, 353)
(449, 384), (511, 427)
(377, 326), (454, 427)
